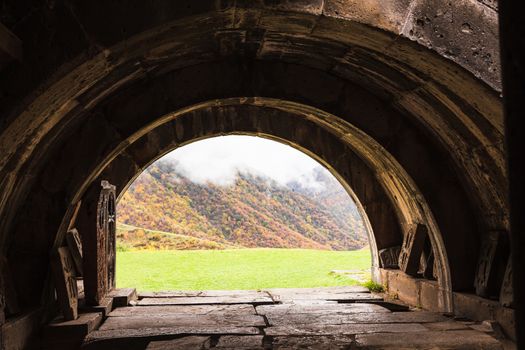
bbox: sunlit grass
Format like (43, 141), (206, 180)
(116, 248), (371, 291)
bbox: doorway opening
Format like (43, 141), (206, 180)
(115, 135), (372, 291)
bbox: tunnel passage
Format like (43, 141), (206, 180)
(0, 0), (514, 346)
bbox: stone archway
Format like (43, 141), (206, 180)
(0, 0), (513, 345)
(66, 98), (452, 312)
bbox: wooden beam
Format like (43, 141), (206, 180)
(0, 22), (22, 62)
(398, 223), (427, 276)
(66, 229), (83, 277)
(51, 247), (78, 320)
(474, 230), (508, 298)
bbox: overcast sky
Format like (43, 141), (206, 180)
(162, 135), (327, 189)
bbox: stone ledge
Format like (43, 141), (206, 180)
(380, 268), (516, 342)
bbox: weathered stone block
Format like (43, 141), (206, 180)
(419, 280), (441, 312)
(385, 270), (420, 307)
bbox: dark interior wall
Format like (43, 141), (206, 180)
(499, 0), (524, 346)
(0, 0), (505, 313)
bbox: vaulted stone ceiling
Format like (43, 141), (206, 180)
(0, 0), (507, 331)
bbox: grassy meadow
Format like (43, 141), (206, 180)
(116, 248), (371, 291)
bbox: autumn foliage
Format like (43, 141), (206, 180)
(117, 161), (368, 251)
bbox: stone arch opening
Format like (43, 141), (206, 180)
(114, 133), (377, 290)
(0, 0), (514, 345)
(62, 98), (450, 313)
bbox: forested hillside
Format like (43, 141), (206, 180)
(117, 160), (368, 251)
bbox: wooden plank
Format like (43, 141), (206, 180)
(255, 303), (391, 316)
(51, 247), (78, 320)
(398, 223), (428, 275)
(378, 246), (401, 268)
(0, 22), (22, 61)
(265, 311), (448, 326)
(475, 230), (508, 298)
(66, 229), (84, 276)
(265, 323), (428, 336)
(109, 304), (256, 317)
(138, 295), (274, 306)
(99, 314), (266, 331)
(146, 337), (211, 349)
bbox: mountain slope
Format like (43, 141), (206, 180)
(117, 160), (368, 250)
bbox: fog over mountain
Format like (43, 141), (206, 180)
(117, 136), (369, 251)
(164, 135), (328, 190)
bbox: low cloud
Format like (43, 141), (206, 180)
(162, 135), (327, 190)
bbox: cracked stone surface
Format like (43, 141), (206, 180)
(80, 287), (504, 349)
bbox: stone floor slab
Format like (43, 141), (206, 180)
(256, 303), (391, 316)
(265, 290), (382, 302)
(80, 287), (507, 349)
(109, 304), (256, 317)
(99, 314), (266, 331)
(354, 330), (503, 349)
(272, 335), (355, 349)
(137, 296), (273, 306)
(264, 286), (369, 295)
(139, 290), (269, 298)
(215, 335), (264, 348)
(85, 325), (261, 343)
(265, 322), (429, 336)
(146, 336), (211, 349)
(266, 311), (448, 326)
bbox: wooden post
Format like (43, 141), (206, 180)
(51, 247), (78, 320)
(66, 229), (84, 276)
(82, 181), (116, 305)
(398, 223), (427, 276)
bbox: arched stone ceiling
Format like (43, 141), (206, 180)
(0, 0), (504, 314)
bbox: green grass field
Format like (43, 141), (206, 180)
(116, 248), (371, 291)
